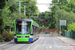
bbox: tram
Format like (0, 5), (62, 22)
(14, 19), (39, 43)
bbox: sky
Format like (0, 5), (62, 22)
(36, 0), (52, 12)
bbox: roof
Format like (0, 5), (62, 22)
(16, 19), (39, 27)
(16, 19), (32, 22)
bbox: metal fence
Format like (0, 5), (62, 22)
(64, 31), (75, 39)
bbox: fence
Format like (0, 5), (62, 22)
(64, 31), (75, 39)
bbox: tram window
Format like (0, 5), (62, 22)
(31, 26), (33, 34)
(16, 21), (31, 34)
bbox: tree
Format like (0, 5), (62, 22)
(20, 0), (38, 17)
(0, 0), (6, 9)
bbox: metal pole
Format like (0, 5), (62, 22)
(19, 0), (21, 18)
(10, 12), (11, 32)
(60, 25), (61, 36)
(58, 0), (59, 2)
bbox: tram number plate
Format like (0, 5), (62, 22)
(21, 36), (25, 38)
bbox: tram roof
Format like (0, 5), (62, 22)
(16, 19), (39, 27)
(16, 19), (33, 22)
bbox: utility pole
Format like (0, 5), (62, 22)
(58, 0), (59, 2)
(19, 0), (21, 19)
(10, 11), (11, 32)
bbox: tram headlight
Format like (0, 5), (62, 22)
(30, 35), (33, 38)
(14, 35), (17, 38)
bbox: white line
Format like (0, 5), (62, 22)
(51, 38), (60, 50)
(43, 37), (46, 50)
(0, 42), (12, 47)
(49, 46), (52, 48)
(33, 37), (44, 50)
(27, 37), (43, 50)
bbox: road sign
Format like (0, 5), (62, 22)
(60, 20), (66, 26)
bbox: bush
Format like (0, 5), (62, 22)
(0, 35), (3, 40)
(68, 23), (75, 32)
(2, 32), (13, 41)
(10, 31), (14, 39)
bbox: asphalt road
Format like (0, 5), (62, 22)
(0, 34), (71, 50)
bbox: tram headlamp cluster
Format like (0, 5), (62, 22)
(17, 36), (21, 38)
(30, 35), (33, 38)
(25, 36), (29, 38)
(14, 35), (17, 38)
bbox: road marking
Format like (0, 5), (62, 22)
(2, 44), (18, 50)
(33, 37), (44, 50)
(18, 44), (26, 50)
(43, 37), (46, 50)
(26, 37), (42, 50)
(49, 46), (52, 48)
(51, 37), (60, 50)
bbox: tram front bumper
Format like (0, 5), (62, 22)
(14, 38), (33, 42)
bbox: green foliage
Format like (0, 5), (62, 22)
(0, 35), (3, 40)
(50, 0), (75, 31)
(0, 5), (11, 30)
(2, 6), (11, 26)
(68, 23), (75, 32)
(53, 9), (75, 30)
(10, 31), (14, 34)
(42, 25), (46, 29)
(10, 31), (14, 39)
(0, 0), (6, 9)
(37, 11), (56, 29)
(20, 0), (38, 17)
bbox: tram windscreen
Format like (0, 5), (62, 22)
(16, 21), (31, 34)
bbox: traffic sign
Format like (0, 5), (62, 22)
(60, 20), (66, 26)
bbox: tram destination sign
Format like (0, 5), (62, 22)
(60, 20), (66, 26)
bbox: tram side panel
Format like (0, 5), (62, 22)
(33, 26), (39, 41)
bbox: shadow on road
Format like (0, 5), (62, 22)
(8, 42), (34, 44)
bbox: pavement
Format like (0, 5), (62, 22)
(53, 34), (75, 46)
(50, 34), (75, 50)
(57, 36), (75, 46)
(0, 40), (14, 46)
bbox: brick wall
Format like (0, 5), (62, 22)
(42, 29), (58, 32)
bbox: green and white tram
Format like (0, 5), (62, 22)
(14, 19), (39, 43)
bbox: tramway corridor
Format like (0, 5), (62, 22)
(0, 34), (71, 50)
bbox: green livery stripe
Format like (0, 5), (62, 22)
(16, 34), (30, 36)
(33, 21), (39, 26)
(14, 20), (17, 34)
(17, 38), (29, 41)
(29, 20), (39, 34)
(29, 20), (33, 34)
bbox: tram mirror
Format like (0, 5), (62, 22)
(30, 34), (33, 35)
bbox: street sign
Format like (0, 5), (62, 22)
(60, 20), (66, 26)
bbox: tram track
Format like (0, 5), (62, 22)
(2, 43), (17, 50)
(18, 37), (43, 50)
(51, 37), (60, 50)
(0, 34), (71, 50)
(33, 37), (44, 50)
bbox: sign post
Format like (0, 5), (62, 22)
(60, 20), (66, 36)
